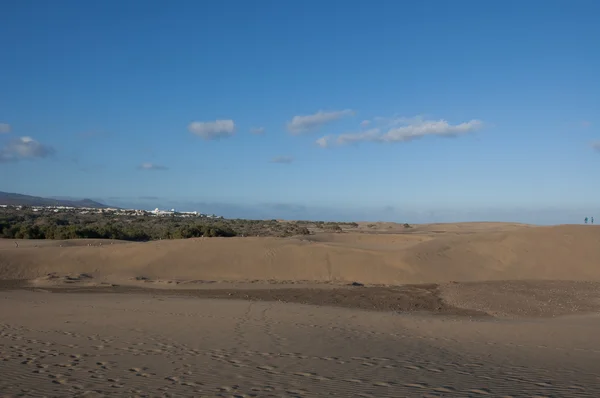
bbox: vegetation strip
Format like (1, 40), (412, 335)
(1, 206), (360, 240)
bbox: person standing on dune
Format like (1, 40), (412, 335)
(585, 217), (588, 224)
(592, 217), (595, 225)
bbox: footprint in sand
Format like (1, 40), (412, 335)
(218, 385), (239, 392)
(427, 367), (443, 373)
(293, 372), (316, 377)
(373, 381), (393, 387)
(372, 357), (391, 362)
(433, 386), (455, 392)
(181, 381), (199, 387)
(286, 389), (309, 396)
(468, 388), (492, 395)
(535, 382), (553, 387)
(404, 383), (428, 389)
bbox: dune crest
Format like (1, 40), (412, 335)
(401, 224), (600, 282)
(1, 223), (599, 285)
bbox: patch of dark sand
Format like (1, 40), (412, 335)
(440, 280), (600, 318)
(0, 280), (486, 317)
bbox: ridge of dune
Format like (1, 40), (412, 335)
(0, 237), (410, 284)
(1, 223), (599, 285)
(401, 224), (600, 282)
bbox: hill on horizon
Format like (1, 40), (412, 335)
(0, 191), (109, 209)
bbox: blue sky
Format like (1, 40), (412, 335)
(1, 0), (599, 223)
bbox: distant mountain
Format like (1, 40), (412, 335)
(0, 191), (110, 208)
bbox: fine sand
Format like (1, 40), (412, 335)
(2, 222), (600, 396)
(1, 291), (600, 397)
(2, 222), (600, 286)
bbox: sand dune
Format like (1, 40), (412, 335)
(355, 221), (531, 234)
(3, 222), (600, 396)
(402, 224), (600, 282)
(1, 223), (600, 285)
(1, 291), (600, 397)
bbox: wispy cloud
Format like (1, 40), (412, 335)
(0, 136), (55, 163)
(270, 156), (294, 164)
(287, 109), (354, 134)
(315, 136), (330, 148)
(591, 142), (600, 152)
(316, 117), (483, 148)
(360, 120), (371, 128)
(316, 129), (381, 148)
(0, 123), (11, 134)
(188, 119), (235, 140)
(338, 128), (382, 145)
(371, 115), (428, 128)
(138, 162), (169, 171)
(582, 121), (592, 128)
(383, 119), (482, 141)
(251, 127), (265, 135)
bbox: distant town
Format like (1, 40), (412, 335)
(0, 204), (224, 219)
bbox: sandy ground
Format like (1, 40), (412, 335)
(1, 291), (600, 397)
(2, 222), (600, 396)
(2, 222), (600, 286)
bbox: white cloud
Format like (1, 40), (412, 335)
(0, 123), (10, 134)
(270, 156), (294, 164)
(251, 127), (265, 134)
(315, 136), (331, 148)
(337, 128), (381, 145)
(360, 120), (371, 128)
(382, 119), (482, 142)
(371, 115), (445, 130)
(317, 129), (381, 148)
(287, 109), (354, 134)
(0, 136), (55, 163)
(188, 119), (235, 140)
(139, 162), (168, 170)
(315, 117), (483, 148)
